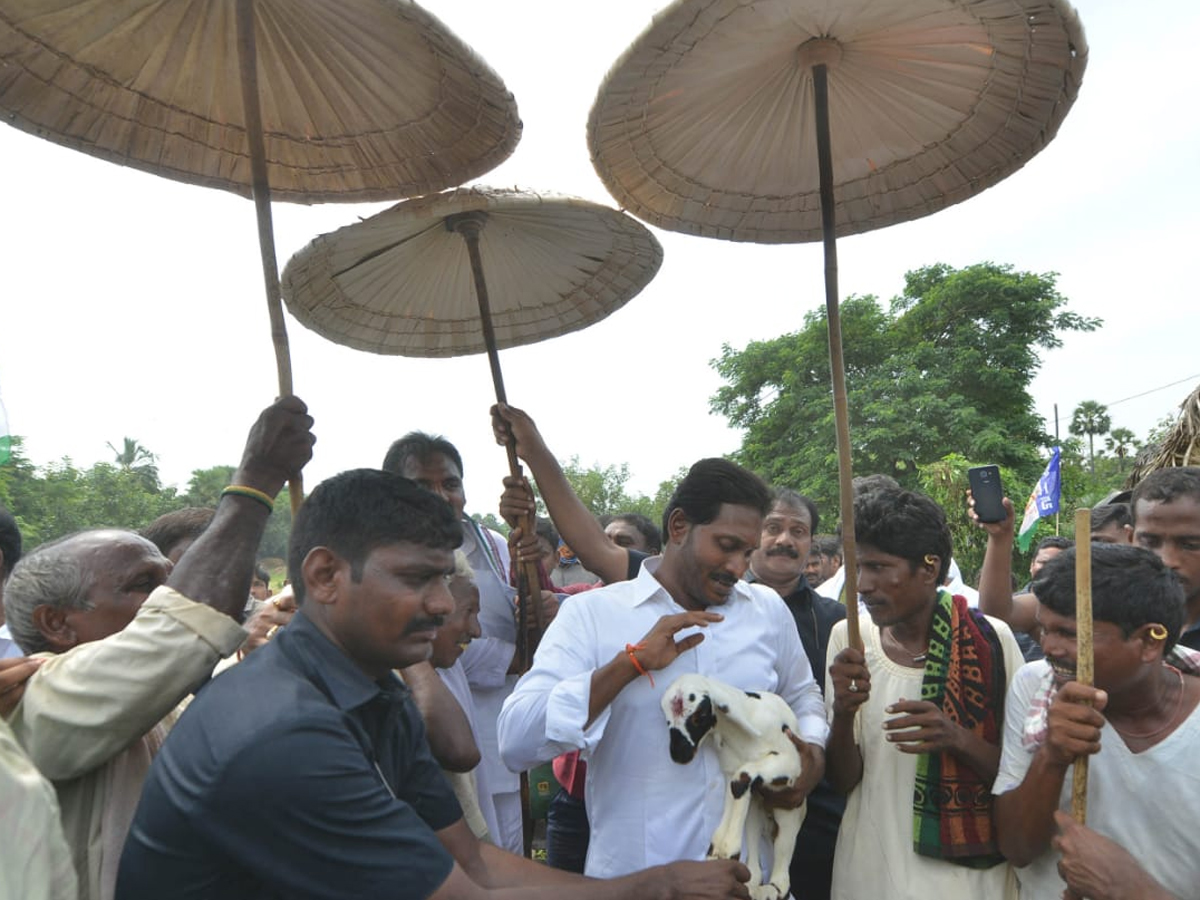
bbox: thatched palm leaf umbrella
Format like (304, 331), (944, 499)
(0, 0), (522, 506)
(588, 0), (1086, 647)
(281, 185), (662, 654)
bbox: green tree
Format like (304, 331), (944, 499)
(107, 437), (161, 492)
(1104, 427), (1137, 472)
(559, 457), (635, 516)
(258, 487), (293, 560)
(182, 465), (237, 507)
(1068, 400), (1112, 476)
(710, 262), (1100, 514)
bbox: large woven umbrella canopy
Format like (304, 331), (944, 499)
(589, 0), (1085, 652)
(283, 186), (661, 690)
(589, 0), (1087, 243)
(0, 0), (522, 202)
(280, 187), (663, 359)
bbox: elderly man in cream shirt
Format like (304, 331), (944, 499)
(2, 398), (314, 900)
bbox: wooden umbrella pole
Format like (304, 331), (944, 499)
(449, 212), (545, 859)
(812, 62), (860, 650)
(1071, 508), (1094, 823)
(447, 212), (547, 646)
(236, 0), (302, 516)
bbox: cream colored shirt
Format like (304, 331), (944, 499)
(0, 716), (77, 900)
(825, 615), (1023, 900)
(7, 586), (247, 900)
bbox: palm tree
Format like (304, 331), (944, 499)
(1105, 427), (1137, 472)
(107, 437), (160, 492)
(1069, 401), (1111, 476)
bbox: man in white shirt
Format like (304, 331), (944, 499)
(499, 458), (827, 878)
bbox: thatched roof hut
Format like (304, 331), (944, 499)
(1126, 383), (1200, 489)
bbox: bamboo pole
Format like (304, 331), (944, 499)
(1071, 508), (1093, 823)
(236, 0), (303, 515)
(812, 62), (860, 650)
(447, 212), (546, 859)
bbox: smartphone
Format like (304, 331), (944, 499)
(967, 465), (1006, 523)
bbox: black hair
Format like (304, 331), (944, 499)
(1090, 503), (1132, 533)
(1032, 544), (1185, 654)
(535, 516), (560, 550)
(1132, 467), (1200, 518)
(811, 535), (841, 560)
(770, 488), (820, 534)
(0, 506), (21, 578)
(852, 473), (900, 497)
(253, 563), (270, 585)
(662, 459), (771, 538)
(1034, 535), (1073, 554)
(854, 487), (952, 584)
(288, 469), (462, 605)
(609, 512), (663, 554)
(381, 432), (465, 479)
(140, 507), (215, 558)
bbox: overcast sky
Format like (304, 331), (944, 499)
(1, 0), (1196, 517)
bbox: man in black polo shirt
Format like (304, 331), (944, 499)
(745, 488), (846, 900)
(117, 469), (751, 900)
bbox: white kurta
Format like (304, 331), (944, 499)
(994, 661), (1200, 900)
(825, 616), (1022, 900)
(437, 658), (501, 843)
(455, 521), (522, 852)
(498, 557), (827, 878)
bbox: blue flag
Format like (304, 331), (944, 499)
(1017, 447), (1062, 551)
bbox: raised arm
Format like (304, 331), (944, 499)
(970, 494), (1038, 636)
(169, 396), (315, 619)
(492, 403), (630, 585)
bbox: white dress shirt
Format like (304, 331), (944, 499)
(498, 557), (827, 878)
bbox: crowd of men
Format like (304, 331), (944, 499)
(0, 397), (1197, 900)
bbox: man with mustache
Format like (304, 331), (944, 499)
(118, 469), (755, 900)
(746, 488), (846, 900)
(499, 459), (827, 880)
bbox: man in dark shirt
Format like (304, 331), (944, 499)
(745, 488), (845, 900)
(117, 469), (751, 900)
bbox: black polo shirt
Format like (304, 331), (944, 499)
(116, 612), (461, 900)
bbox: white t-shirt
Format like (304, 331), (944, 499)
(825, 615), (1022, 900)
(994, 660), (1200, 900)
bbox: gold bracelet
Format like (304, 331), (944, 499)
(220, 485), (275, 513)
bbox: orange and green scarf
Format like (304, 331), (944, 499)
(912, 589), (1007, 869)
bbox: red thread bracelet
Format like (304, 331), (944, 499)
(625, 642), (654, 687)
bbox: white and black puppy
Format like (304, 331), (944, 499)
(662, 674), (805, 900)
